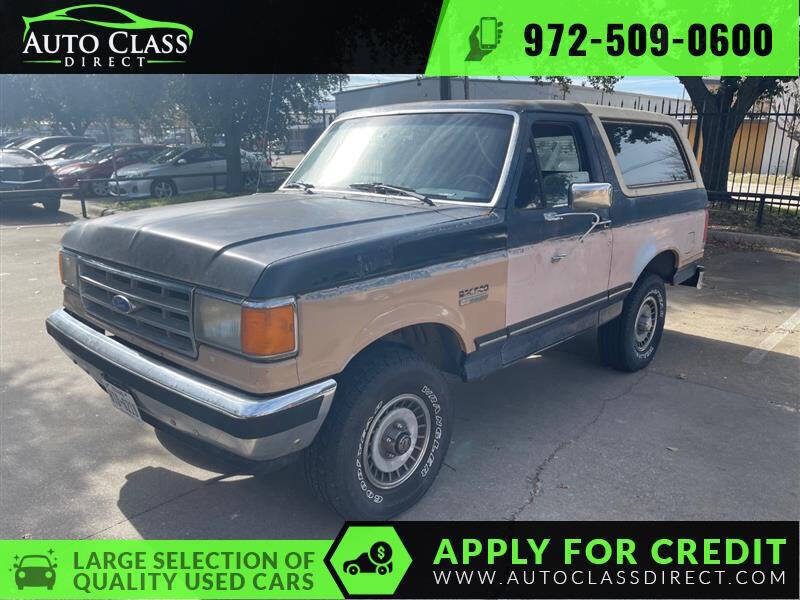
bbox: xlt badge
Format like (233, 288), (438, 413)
(459, 284), (489, 306)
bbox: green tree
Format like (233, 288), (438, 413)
(15, 75), (107, 135)
(0, 76), (32, 133)
(530, 76), (625, 98)
(176, 74), (347, 193)
(677, 77), (796, 194)
(102, 75), (177, 142)
(1, 75), (178, 140)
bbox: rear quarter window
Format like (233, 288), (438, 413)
(602, 121), (692, 187)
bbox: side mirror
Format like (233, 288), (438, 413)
(175, 158), (187, 165)
(569, 182), (612, 211)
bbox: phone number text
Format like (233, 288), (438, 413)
(523, 23), (772, 58)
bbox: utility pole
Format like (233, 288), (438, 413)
(463, 76), (469, 99)
(440, 76), (452, 100)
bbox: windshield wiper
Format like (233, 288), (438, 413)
(349, 182), (435, 206)
(284, 181), (315, 192)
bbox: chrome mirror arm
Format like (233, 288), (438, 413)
(542, 211), (612, 243)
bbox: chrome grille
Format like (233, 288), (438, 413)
(78, 258), (196, 356)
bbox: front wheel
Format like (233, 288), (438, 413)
(305, 345), (453, 520)
(598, 274), (666, 372)
(151, 179), (177, 199)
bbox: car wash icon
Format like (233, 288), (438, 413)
(343, 541), (393, 576)
(12, 550), (58, 590)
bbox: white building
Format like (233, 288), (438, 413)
(335, 77), (692, 115)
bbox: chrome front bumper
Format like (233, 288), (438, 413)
(46, 309), (336, 460)
(108, 179), (152, 198)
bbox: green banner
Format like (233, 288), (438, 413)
(0, 540), (341, 598)
(425, 0), (799, 75)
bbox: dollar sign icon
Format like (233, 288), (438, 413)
(370, 541), (392, 564)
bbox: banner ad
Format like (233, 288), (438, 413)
(1, 523), (797, 599)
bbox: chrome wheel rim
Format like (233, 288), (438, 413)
(153, 182), (173, 198)
(635, 294), (659, 352)
(363, 394), (431, 490)
(91, 181), (109, 196)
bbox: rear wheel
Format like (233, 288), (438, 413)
(243, 172), (259, 191)
(305, 345), (453, 519)
(42, 196), (61, 213)
(90, 179), (110, 197)
(598, 274), (666, 371)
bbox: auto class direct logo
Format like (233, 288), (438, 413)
(22, 4), (193, 68)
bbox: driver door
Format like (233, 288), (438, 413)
(504, 113), (613, 361)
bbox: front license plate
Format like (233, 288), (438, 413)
(106, 382), (142, 422)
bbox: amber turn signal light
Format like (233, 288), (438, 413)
(241, 304), (296, 356)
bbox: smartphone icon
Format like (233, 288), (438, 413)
(479, 17), (498, 50)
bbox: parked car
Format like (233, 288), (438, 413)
(2, 135), (35, 148)
(47, 101), (706, 520)
(47, 144), (110, 170)
(55, 144), (166, 197)
(17, 136), (95, 156)
(0, 148), (62, 212)
(40, 141), (96, 163)
(110, 145), (266, 199)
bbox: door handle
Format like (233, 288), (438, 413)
(551, 252), (568, 263)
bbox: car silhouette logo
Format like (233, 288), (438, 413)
(22, 4), (193, 43)
(111, 294), (136, 314)
(343, 541), (393, 576)
(13, 553), (57, 590)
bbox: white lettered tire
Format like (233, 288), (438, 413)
(598, 274), (667, 371)
(305, 344), (453, 519)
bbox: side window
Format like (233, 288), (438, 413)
(602, 122), (692, 187)
(532, 122), (590, 207)
(179, 149), (203, 163)
(129, 148), (155, 161)
(184, 148), (216, 163)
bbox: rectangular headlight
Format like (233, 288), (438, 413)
(58, 250), (78, 289)
(194, 294), (297, 358)
(194, 294), (242, 352)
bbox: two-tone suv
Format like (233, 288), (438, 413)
(47, 100), (706, 519)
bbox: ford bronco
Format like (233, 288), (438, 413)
(47, 100), (706, 519)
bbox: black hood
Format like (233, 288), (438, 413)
(62, 192), (506, 298)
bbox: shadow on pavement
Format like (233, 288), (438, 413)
(0, 202), (76, 227)
(104, 328), (799, 537)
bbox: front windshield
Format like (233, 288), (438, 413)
(19, 556), (50, 567)
(285, 112), (514, 203)
(70, 144), (109, 161)
(149, 147), (184, 164)
(40, 144), (70, 159)
(86, 146), (120, 162)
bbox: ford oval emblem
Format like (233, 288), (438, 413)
(111, 294), (135, 314)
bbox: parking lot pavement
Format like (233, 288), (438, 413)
(1, 208), (798, 539)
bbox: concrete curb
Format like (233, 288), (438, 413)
(709, 228), (800, 252)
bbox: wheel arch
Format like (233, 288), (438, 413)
(344, 318), (468, 378)
(634, 248), (680, 285)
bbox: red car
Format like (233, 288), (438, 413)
(56, 144), (166, 197)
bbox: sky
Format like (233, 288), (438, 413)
(345, 75), (686, 99)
